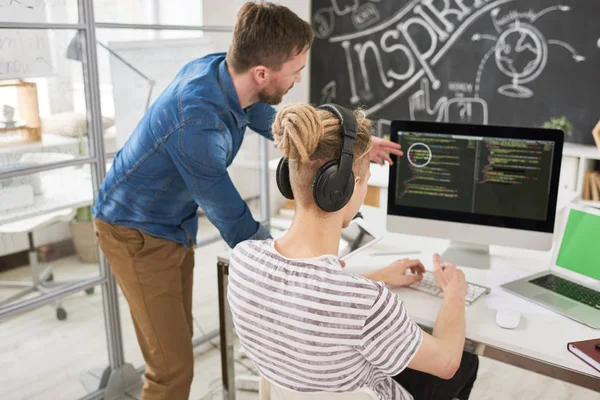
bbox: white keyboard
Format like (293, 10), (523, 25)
(409, 271), (491, 305)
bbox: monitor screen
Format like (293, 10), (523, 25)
(388, 121), (563, 233)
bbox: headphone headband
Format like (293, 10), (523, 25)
(317, 103), (357, 193)
(317, 103), (358, 140)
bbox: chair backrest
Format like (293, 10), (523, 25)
(259, 376), (378, 400)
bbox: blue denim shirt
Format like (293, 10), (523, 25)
(93, 53), (275, 249)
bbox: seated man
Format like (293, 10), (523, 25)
(227, 103), (478, 400)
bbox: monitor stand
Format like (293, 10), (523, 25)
(441, 241), (490, 269)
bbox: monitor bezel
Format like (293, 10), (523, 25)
(387, 120), (564, 233)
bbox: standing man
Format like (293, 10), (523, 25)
(93, 2), (403, 399)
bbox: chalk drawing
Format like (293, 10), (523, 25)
(490, 8), (502, 33)
(313, 7), (335, 39)
(342, 41), (360, 104)
(471, 6), (585, 99)
(331, 0), (359, 16)
(548, 40), (586, 62)
(494, 21), (547, 98)
(366, 0), (513, 115)
(413, 4), (449, 42)
(319, 0), (588, 122)
(472, 33), (497, 42)
(409, 78), (447, 121)
(353, 40), (395, 95)
(443, 97), (488, 124)
(330, 0), (422, 43)
(474, 45), (497, 97)
(320, 80), (337, 103)
(531, 5), (570, 22)
(352, 2), (381, 31)
(408, 78), (488, 124)
(380, 29), (415, 81)
(420, 0), (471, 32)
(398, 17), (441, 89)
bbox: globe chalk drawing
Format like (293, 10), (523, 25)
(494, 22), (547, 98)
(473, 5), (585, 99)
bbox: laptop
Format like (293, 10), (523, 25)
(501, 204), (600, 329)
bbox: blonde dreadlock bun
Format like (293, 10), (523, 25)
(272, 103), (324, 163)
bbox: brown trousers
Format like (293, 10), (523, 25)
(95, 218), (195, 400)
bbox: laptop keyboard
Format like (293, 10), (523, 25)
(530, 274), (600, 309)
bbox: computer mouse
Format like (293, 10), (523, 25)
(495, 309), (521, 329)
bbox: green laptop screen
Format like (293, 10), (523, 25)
(556, 209), (600, 280)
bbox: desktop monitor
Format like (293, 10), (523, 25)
(387, 120), (564, 269)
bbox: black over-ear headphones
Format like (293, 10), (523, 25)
(276, 103), (358, 213)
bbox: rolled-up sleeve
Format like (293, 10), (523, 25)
(166, 123), (271, 248)
(247, 102), (276, 141)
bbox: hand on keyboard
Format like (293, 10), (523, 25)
(362, 258), (426, 288)
(377, 258), (426, 287)
(408, 255), (490, 305)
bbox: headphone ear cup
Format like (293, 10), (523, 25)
(313, 160), (355, 212)
(276, 157), (294, 200)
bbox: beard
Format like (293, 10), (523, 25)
(258, 83), (294, 105)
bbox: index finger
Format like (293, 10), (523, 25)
(381, 140), (401, 150)
(432, 253), (442, 271)
(387, 148), (404, 157)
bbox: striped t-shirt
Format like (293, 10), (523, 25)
(227, 239), (423, 400)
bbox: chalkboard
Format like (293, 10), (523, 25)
(310, 0), (600, 145)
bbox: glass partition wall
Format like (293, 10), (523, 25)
(0, 1), (270, 398)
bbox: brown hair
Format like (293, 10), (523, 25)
(227, 2), (314, 73)
(272, 104), (372, 205)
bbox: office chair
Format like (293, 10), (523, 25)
(259, 376), (378, 400)
(0, 209), (94, 320)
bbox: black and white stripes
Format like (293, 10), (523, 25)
(228, 239), (423, 400)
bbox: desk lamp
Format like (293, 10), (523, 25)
(66, 32), (155, 111)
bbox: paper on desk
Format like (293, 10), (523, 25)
(485, 269), (555, 317)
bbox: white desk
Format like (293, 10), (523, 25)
(347, 207), (599, 381)
(215, 205), (600, 399)
(0, 167), (93, 226)
(0, 133), (79, 156)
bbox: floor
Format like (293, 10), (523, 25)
(0, 219), (598, 399)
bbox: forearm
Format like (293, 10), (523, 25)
(166, 130), (261, 248)
(432, 294), (466, 370)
